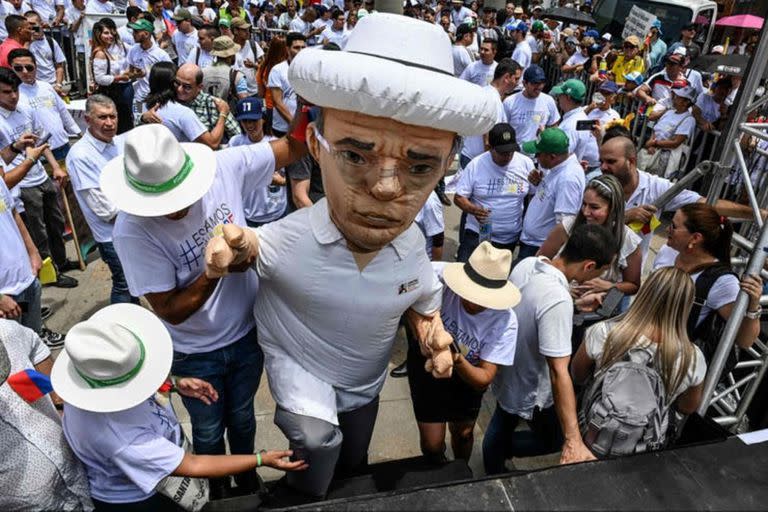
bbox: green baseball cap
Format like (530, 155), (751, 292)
(550, 79), (587, 102)
(531, 20), (545, 32)
(127, 19), (154, 32)
(522, 128), (569, 155)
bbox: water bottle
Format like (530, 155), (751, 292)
(479, 209), (492, 243)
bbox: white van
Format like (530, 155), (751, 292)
(592, 0), (718, 50)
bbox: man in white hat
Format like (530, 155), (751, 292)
(408, 242), (520, 463)
(101, 119), (308, 498)
(204, 13), (499, 498)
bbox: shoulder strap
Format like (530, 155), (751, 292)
(45, 34), (55, 57)
(686, 264), (734, 339)
(195, 47), (200, 65)
(249, 39), (259, 61)
(229, 67), (238, 100)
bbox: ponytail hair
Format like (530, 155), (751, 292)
(680, 203), (733, 265)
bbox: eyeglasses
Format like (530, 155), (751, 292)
(172, 79), (194, 91)
(12, 64), (35, 72)
(29, 25), (42, 32)
(313, 126), (451, 185)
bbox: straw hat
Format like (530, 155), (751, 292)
(100, 124), (216, 217)
(51, 304), (173, 413)
(443, 242), (521, 310)
(288, 13), (498, 136)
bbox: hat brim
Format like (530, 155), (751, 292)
(100, 142), (216, 217)
(51, 304), (173, 413)
(288, 47), (498, 137)
(521, 140), (539, 154)
(443, 263), (521, 310)
(236, 113), (263, 121)
(492, 142), (519, 153)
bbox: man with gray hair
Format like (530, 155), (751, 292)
(65, 95), (138, 304)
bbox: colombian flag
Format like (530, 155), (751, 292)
(629, 215), (661, 235)
(7, 369), (53, 403)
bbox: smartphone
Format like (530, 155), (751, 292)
(576, 120), (597, 131)
(35, 131), (52, 147)
(596, 287), (624, 318)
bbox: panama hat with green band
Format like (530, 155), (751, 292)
(100, 124), (217, 217)
(51, 304), (173, 413)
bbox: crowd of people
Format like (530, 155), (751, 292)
(0, 0), (766, 511)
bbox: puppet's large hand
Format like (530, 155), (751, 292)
(205, 224), (259, 278)
(407, 309), (455, 379)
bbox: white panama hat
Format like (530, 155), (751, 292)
(51, 304), (173, 413)
(288, 13), (499, 136)
(443, 241), (521, 310)
(100, 124), (216, 217)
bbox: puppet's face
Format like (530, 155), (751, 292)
(309, 108), (456, 252)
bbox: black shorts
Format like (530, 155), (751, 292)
(405, 324), (484, 424)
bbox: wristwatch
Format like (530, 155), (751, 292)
(745, 305), (763, 320)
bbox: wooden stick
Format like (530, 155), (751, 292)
(59, 181), (86, 271)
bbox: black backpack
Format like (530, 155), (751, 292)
(686, 264), (740, 376)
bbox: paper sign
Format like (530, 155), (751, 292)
(622, 5), (657, 40)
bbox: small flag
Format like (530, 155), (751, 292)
(7, 369), (53, 403)
(629, 215), (661, 235)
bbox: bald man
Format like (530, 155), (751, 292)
(599, 135), (761, 258)
(141, 62), (241, 142)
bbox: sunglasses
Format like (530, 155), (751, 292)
(29, 25), (42, 32)
(13, 64), (35, 72)
(172, 79), (194, 91)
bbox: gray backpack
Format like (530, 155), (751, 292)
(579, 349), (670, 458)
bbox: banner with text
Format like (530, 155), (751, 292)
(622, 6), (657, 40)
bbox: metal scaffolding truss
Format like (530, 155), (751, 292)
(678, 6), (768, 430)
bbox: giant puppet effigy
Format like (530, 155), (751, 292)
(205, 13), (498, 497)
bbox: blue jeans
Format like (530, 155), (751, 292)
(171, 329), (263, 455)
(97, 242), (139, 304)
(10, 278), (42, 334)
(51, 143), (70, 162)
(482, 403), (563, 475)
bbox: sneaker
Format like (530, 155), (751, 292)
(389, 360), (408, 378)
(41, 306), (52, 321)
(51, 274), (78, 288)
(58, 260), (81, 273)
(40, 327), (65, 349)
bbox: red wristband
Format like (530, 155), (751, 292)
(290, 106), (311, 143)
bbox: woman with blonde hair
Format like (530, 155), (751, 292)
(91, 20), (134, 134)
(572, 266), (707, 415)
(538, 174), (642, 297)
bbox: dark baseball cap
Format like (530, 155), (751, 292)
(523, 64), (546, 83)
(456, 23), (473, 38)
(235, 97), (263, 121)
(488, 123), (519, 153)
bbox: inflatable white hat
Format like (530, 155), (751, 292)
(289, 13), (498, 136)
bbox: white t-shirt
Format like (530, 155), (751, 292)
(459, 60), (498, 87)
(0, 178), (35, 295)
(564, 51), (588, 70)
(652, 245), (740, 326)
(559, 106), (600, 168)
(450, 5), (472, 26)
(29, 37), (66, 85)
(235, 41), (264, 96)
(228, 134), (287, 223)
(695, 92), (723, 124)
(0, 105), (48, 189)
(452, 44), (474, 77)
(113, 142), (276, 353)
(461, 85), (505, 160)
(587, 107), (620, 125)
(172, 28), (198, 65)
(85, 0), (114, 13)
(289, 17), (310, 35)
(267, 60), (295, 133)
(493, 256), (573, 418)
(18, 80), (81, 150)
(652, 109), (695, 142)
(434, 261), (517, 367)
(321, 26), (349, 49)
(456, 151), (534, 243)
(185, 46), (214, 69)
(127, 41), (172, 102)
(625, 170), (702, 257)
(585, 320), (707, 401)
(415, 191), (444, 258)
(521, 154), (585, 247)
(511, 39), (532, 71)
(188, 5), (216, 22)
(62, 398), (184, 503)
(30, 0), (62, 24)
(155, 101), (207, 143)
(503, 92), (560, 149)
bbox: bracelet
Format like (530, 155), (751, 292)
(256, 449), (266, 467)
(24, 156), (36, 165)
(10, 142), (21, 154)
(745, 305), (762, 320)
